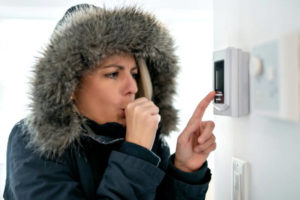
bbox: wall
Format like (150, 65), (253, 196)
(213, 0), (300, 200)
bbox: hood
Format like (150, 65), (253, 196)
(25, 4), (179, 158)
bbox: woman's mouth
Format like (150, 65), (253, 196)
(121, 109), (126, 117)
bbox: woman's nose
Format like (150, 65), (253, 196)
(123, 73), (138, 95)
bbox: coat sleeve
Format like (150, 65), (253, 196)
(97, 150), (165, 199)
(155, 138), (212, 200)
(99, 139), (211, 200)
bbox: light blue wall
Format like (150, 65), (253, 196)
(213, 0), (300, 199)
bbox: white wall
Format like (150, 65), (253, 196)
(213, 0), (300, 200)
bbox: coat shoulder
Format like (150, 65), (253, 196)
(6, 119), (77, 165)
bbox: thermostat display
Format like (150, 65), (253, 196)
(214, 60), (225, 104)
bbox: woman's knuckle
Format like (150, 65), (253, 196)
(208, 121), (215, 129)
(127, 103), (133, 109)
(213, 143), (217, 150)
(132, 105), (138, 112)
(212, 134), (216, 141)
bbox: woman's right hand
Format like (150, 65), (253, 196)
(125, 97), (161, 150)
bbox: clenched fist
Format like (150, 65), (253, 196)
(125, 97), (161, 150)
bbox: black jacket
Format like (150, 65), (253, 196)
(4, 119), (211, 200)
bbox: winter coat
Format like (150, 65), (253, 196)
(4, 119), (211, 200)
(4, 4), (211, 200)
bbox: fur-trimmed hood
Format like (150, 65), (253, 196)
(26, 4), (179, 157)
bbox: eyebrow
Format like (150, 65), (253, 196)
(101, 65), (138, 71)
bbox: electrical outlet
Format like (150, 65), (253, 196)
(232, 157), (248, 200)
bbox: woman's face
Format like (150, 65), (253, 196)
(73, 53), (138, 126)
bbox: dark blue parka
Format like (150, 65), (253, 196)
(4, 4), (211, 200)
(4, 119), (211, 200)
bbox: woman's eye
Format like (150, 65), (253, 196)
(105, 72), (119, 79)
(132, 73), (139, 80)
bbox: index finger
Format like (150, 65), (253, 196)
(181, 91), (216, 140)
(192, 91), (216, 121)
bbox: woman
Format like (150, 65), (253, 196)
(4, 4), (216, 200)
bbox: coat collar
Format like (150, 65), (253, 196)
(82, 119), (126, 145)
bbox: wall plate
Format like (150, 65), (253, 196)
(250, 32), (300, 122)
(232, 157), (248, 200)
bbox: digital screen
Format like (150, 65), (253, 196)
(214, 60), (224, 103)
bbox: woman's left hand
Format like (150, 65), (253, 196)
(174, 91), (216, 172)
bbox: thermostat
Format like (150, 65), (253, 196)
(213, 47), (250, 117)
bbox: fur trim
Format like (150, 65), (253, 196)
(26, 4), (178, 157)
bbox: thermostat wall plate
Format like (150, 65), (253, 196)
(251, 32), (300, 122)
